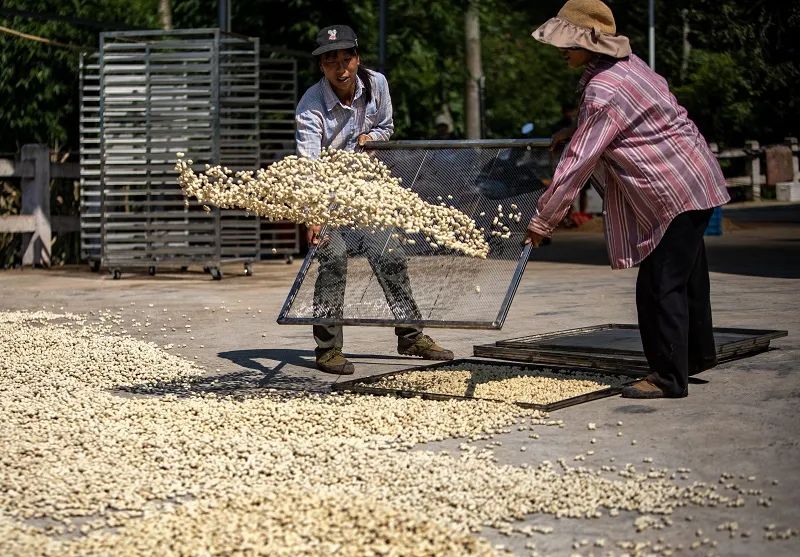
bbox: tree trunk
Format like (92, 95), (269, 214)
(680, 8), (691, 83)
(159, 0), (173, 31)
(465, 0), (483, 139)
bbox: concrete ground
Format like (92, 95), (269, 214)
(1, 201), (798, 555)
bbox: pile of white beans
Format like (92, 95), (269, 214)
(370, 364), (627, 405)
(175, 149), (490, 258)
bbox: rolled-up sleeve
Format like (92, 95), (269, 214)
(365, 74), (394, 142)
(528, 102), (620, 236)
(295, 108), (323, 159)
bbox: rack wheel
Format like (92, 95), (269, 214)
(90, 260), (101, 273)
(244, 263), (253, 276)
(111, 269), (122, 280)
(209, 267), (223, 281)
(148, 266), (156, 276)
(285, 255), (294, 264)
(203, 266), (211, 274)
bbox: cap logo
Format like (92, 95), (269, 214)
(328, 29), (337, 41)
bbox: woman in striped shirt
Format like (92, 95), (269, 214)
(526, 0), (730, 398)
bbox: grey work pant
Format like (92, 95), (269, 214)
(312, 228), (423, 350)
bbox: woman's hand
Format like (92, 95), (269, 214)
(524, 229), (546, 247)
(357, 134), (371, 147)
(306, 225), (323, 246)
(550, 125), (577, 151)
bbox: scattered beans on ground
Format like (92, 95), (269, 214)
(1, 310), (795, 556)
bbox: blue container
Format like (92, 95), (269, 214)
(704, 206), (723, 236)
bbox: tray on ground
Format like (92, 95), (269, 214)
(331, 358), (635, 412)
(473, 324), (787, 375)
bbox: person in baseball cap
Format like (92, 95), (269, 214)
(294, 25), (455, 375)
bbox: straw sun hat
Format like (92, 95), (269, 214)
(532, 0), (631, 58)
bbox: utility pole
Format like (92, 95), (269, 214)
(465, 0), (483, 139)
(648, 0), (655, 69)
(378, 0), (386, 74)
(219, 0), (231, 33)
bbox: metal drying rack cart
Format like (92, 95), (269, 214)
(80, 30), (302, 278)
(258, 52), (301, 264)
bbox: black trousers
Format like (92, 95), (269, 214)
(636, 208), (717, 397)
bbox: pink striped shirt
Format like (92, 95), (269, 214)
(528, 54), (730, 269)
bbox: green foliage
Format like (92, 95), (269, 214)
(171, 0), (214, 29)
(1, 0), (798, 150)
(673, 50), (755, 141)
(0, 0), (158, 265)
(0, 0), (158, 153)
(689, 0), (800, 144)
(368, 0), (578, 139)
(481, 6), (578, 138)
(615, 0), (800, 144)
(368, 0), (467, 138)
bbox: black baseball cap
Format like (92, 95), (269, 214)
(312, 25), (358, 56)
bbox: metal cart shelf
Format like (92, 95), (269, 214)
(80, 30), (301, 278)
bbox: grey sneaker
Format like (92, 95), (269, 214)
(315, 347), (355, 375)
(397, 334), (454, 360)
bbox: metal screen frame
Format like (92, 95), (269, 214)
(279, 242), (533, 330)
(278, 139), (551, 329)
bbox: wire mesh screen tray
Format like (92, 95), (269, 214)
(332, 358), (634, 412)
(278, 139), (553, 329)
(473, 324), (788, 375)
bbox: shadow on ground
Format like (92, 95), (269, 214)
(118, 348), (325, 397)
(119, 348), (424, 398)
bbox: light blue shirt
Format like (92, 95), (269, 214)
(295, 69), (394, 159)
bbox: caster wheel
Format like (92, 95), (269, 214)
(209, 267), (223, 280)
(90, 260), (101, 273)
(148, 266), (156, 276)
(180, 266), (189, 272)
(285, 255), (294, 264)
(244, 263), (253, 276)
(112, 269), (122, 280)
(203, 266), (211, 274)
